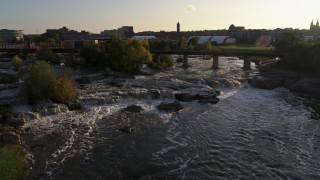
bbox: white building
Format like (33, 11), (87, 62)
(131, 36), (157, 40)
(188, 36), (236, 45)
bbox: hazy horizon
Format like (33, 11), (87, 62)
(1, 0), (319, 34)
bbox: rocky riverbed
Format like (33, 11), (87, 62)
(250, 64), (320, 100)
(1, 56), (320, 179)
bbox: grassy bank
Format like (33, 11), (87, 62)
(0, 123), (30, 180)
(220, 45), (274, 53)
(0, 144), (29, 180)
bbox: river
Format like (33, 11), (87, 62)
(23, 57), (320, 179)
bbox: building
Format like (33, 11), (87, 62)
(0, 29), (23, 42)
(46, 26), (92, 40)
(310, 19), (320, 31)
(308, 19), (320, 40)
(100, 26), (134, 39)
(131, 36), (157, 40)
(117, 26), (134, 38)
(189, 36), (236, 45)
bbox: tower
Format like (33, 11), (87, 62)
(316, 19), (319, 30)
(310, 19), (314, 31)
(177, 22), (180, 34)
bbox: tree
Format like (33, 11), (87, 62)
(80, 44), (107, 69)
(176, 36), (188, 50)
(22, 61), (56, 103)
(38, 49), (60, 64)
(203, 40), (213, 52)
(21, 61), (78, 104)
(12, 55), (22, 71)
(108, 39), (152, 74)
(275, 31), (300, 53)
(188, 36), (199, 47)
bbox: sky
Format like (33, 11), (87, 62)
(0, 0), (319, 34)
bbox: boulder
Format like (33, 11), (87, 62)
(198, 97), (219, 104)
(5, 117), (25, 128)
(175, 90), (218, 102)
(149, 90), (161, 99)
(123, 105), (144, 113)
(175, 93), (196, 102)
(157, 101), (183, 111)
(250, 77), (284, 90)
(118, 126), (136, 133)
(1, 131), (21, 145)
(67, 102), (82, 111)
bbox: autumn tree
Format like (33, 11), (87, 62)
(108, 39), (152, 74)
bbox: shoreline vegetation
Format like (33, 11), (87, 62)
(1, 31), (320, 179)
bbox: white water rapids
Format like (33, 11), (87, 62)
(22, 57), (320, 179)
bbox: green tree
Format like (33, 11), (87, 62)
(176, 36), (188, 51)
(38, 49), (60, 64)
(12, 55), (22, 71)
(80, 44), (107, 69)
(203, 40), (213, 52)
(22, 61), (56, 103)
(276, 31), (300, 53)
(188, 36), (199, 47)
(108, 39), (152, 74)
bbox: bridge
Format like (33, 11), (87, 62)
(150, 50), (281, 70)
(0, 47), (281, 70)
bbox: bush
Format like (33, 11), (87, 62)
(148, 54), (174, 70)
(37, 49), (60, 64)
(80, 45), (107, 69)
(53, 75), (77, 103)
(22, 61), (77, 104)
(22, 61), (56, 103)
(104, 67), (111, 76)
(12, 55), (22, 71)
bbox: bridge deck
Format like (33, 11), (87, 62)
(0, 48), (281, 57)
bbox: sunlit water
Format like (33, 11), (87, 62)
(23, 57), (320, 179)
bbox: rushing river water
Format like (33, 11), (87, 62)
(23, 57), (320, 179)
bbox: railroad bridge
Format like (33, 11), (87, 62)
(0, 47), (281, 70)
(150, 50), (281, 70)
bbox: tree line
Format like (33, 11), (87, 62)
(275, 31), (320, 75)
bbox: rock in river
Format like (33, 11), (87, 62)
(5, 117), (25, 128)
(1, 130), (22, 145)
(123, 105), (145, 113)
(157, 101), (183, 111)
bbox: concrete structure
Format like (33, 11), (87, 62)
(0, 29), (23, 42)
(148, 50), (280, 70)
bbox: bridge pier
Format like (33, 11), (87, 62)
(183, 54), (188, 68)
(212, 55), (219, 69)
(243, 57), (251, 70)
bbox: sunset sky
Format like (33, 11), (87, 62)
(1, 0), (319, 34)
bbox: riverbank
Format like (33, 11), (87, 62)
(250, 63), (320, 100)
